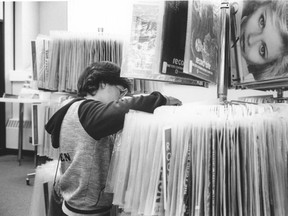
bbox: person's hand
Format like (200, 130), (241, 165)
(165, 96), (182, 106)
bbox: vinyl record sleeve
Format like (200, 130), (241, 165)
(160, 1), (190, 78)
(121, 1), (208, 87)
(230, 0), (288, 89)
(162, 127), (172, 211)
(183, 0), (221, 83)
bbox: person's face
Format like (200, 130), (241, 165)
(240, 4), (284, 66)
(99, 84), (128, 103)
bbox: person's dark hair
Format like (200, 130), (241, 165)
(242, 1), (271, 18)
(77, 61), (131, 97)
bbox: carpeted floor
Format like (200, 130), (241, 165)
(0, 154), (35, 216)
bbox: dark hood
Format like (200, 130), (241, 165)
(45, 97), (85, 148)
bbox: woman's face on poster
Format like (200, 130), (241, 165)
(240, 4), (284, 66)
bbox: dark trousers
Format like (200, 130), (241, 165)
(48, 188), (67, 216)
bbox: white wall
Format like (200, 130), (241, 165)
(14, 1), (67, 74)
(11, 1), (68, 119)
(0, 2), (3, 20)
(39, 1), (67, 35)
(5, 1), (68, 149)
(15, 2), (39, 71)
(67, 0), (132, 37)
(4, 2), (14, 120)
(11, 3), (40, 122)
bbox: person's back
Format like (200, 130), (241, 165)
(59, 100), (114, 215)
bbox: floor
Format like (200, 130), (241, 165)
(0, 154), (35, 216)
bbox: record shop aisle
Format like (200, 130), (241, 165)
(0, 154), (34, 216)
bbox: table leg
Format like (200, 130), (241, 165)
(18, 103), (24, 166)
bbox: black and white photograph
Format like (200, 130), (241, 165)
(1, 1), (288, 216)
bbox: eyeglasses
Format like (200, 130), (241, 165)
(115, 85), (128, 98)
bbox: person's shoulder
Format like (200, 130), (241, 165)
(78, 99), (106, 122)
(79, 99), (103, 110)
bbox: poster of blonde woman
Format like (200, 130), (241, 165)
(230, 0), (288, 83)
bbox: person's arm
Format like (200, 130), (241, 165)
(79, 91), (179, 140)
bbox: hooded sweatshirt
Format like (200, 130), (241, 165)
(45, 92), (167, 215)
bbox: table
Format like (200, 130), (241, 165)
(0, 98), (45, 165)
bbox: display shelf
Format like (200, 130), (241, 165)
(121, 72), (209, 87)
(232, 78), (288, 91)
